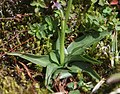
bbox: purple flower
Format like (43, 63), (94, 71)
(52, 1), (62, 10)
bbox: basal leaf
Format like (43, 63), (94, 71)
(67, 31), (110, 55)
(68, 62), (100, 81)
(45, 63), (60, 86)
(65, 55), (102, 65)
(7, 52), (51, 67)
(79, 55), (102, 64)
(49, 51), (59, 64)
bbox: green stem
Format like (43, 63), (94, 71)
(60, 9), (65, 65)
(59, 0), (73, 65)
(65, 0), (73, 23)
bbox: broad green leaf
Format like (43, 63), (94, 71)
(49, 51), (59, 64)
(7, 53), (51, 67)
(68, 62), (100, 81)
(67, 31), (110, 55)
(65, 55), (102, 65)
(45, 63), (60, 86)
(79, 55), (102, 64)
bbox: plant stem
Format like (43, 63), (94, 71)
(65, 0), (73, 23)
(59, 0), (73, 65)
(60, 9), (65, 65)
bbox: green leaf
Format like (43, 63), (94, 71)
(79, 55), (102, 64)
(49, 51), (59, 64)
(67, 31), (110, 55)
(65, 55), (102, 65)
(68, 62), (100, 81)
(45, 63), (60, 86)
(7, 53), (51, 67)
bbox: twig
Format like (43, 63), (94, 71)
(18, 61), (35, 82)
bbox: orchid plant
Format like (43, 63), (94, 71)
(7, 0), (112, 93)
